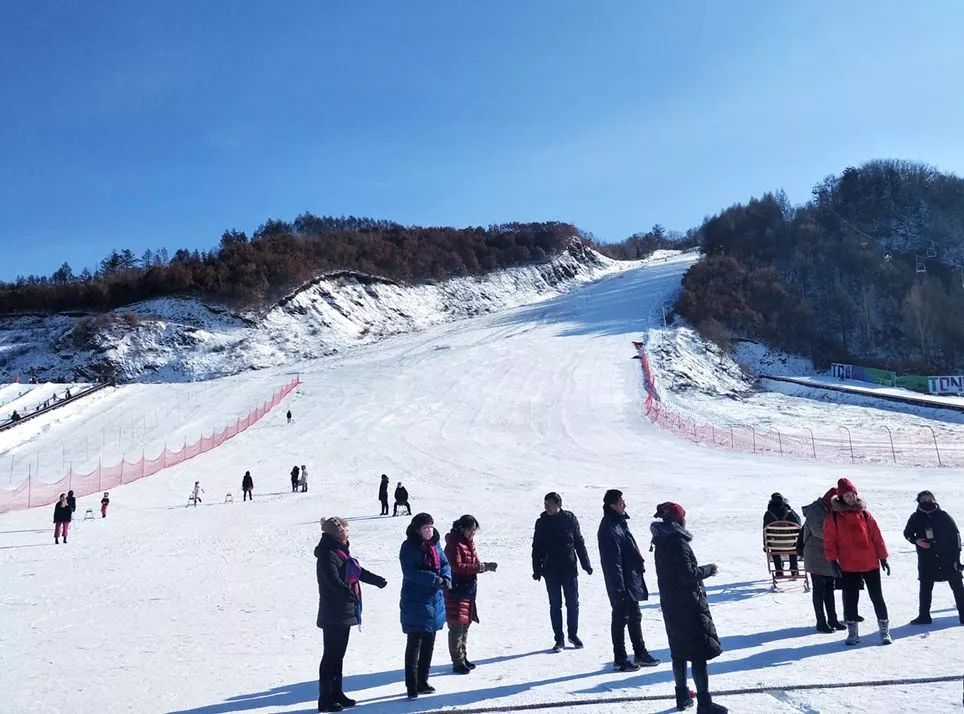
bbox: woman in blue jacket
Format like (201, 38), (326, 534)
(400, 512), (451, 700)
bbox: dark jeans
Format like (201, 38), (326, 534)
(545, 573), (579, 641)
(810, 573), (840, 624)
(842, 569), (888, 622)
(673, 657), (709, 694)
(610, 597), (645, 661)
(380, 496), (389, 515)
(394, 500), (412, 516)
(243, 489), (252, 501)
(772, 554), (799, 574)
(919, 569), (964, 617)
(404, 631), (436, 694)
(319, 625), (351, 698)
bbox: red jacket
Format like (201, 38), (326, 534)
(823, 497), (888, 572)
(443, 531), (481, 626)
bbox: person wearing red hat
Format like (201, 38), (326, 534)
(651, 502), (726, 714)
(800, 488), (845, 633)
(824, 478), (891, 645)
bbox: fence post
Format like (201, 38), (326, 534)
(841, 426), (855, 463)
(98, 458), (102, 492)
(710, 423), (715, 444)
(729, 426), (734, 449)
(924, 425), (942, 467)
(27, 464), (31, 507)
(751, 427), (757, 453)
(771, 429), (783, 455)
(882, 426), (896, 464)
(805, 427), (816, 459)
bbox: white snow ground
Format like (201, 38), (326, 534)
(1, 253), (963, 713)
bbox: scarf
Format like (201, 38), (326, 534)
(334, 548), (364, 627)
(421, 540), (441, 572)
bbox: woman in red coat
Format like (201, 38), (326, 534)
(444, 515), (498, 674)
(823, 478), (891, 646)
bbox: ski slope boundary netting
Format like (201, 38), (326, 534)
(0, 375), (300, 514)
(633, 342), (964, 467)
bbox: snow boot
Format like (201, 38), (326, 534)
(464, 659), (476, 670)
(675, 685), (695, 710)
(828, 619), (847, 631)
(634, 650), (661, 667)
(55, 537), (59, 544)
(551, 639), (565, 653)
(332, 676), (355, 707)
(910, 615), (932, 625)
(613, 658), (641, 672)
(878, 618), (892, 645)
(452, 662), (471, 674)
(416, 684), (435, 695)
(318, 680), (343, 713)
(568, 634), (584, 649)
(845, 621), (860, 645)
(696, 691), (727, 713)
(815, 615), (832, 634)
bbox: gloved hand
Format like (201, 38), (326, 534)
(532, 572), (542, 581)
(373, 576), (388, 589)
(481, 562), (498, 572)
(706, 563), (719, 577)
(435, 577), (447, 589)
(830, 560), (843, 579)
(584, 566), (593, 576)
(880, 559), (891, 576)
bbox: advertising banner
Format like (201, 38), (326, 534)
(928, 375), (964, 395)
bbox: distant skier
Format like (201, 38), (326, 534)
(904, 490), (964, 625)
(53, 493), (72, 544)
(598, 489), (659, 671)
(824, 478), (891, 645)
(763, 493), (800, 576)
(191, 481), (204, 506)
(394, 482), (412, 517)
(300, 464), (308, 493)
(100, 492), (110, 518)
(800, 488), (845, 632)
(379, 474), (390, 515)
(287, 409), (292, 424)
(242, 471), (254, 501)
(651, 502), (726, 713)
(66, 489), (77, 515)
(531, 492), (593, 651)
(291, 465), (301, 493)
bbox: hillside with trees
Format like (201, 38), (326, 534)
(677, 160), (964, 373)
(0, 218), (586, 314)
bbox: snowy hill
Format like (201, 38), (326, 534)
(0, 240), (633, 383)
(1, 251), (963, 713)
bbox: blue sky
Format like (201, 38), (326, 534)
(2, 2), (963, 279)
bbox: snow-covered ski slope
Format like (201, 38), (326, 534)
(1, 252), (962, 713)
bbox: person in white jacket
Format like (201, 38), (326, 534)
(300, 465), (308, 493)
(191, 481), (205, 506)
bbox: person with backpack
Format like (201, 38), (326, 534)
(531, 491), (593, 651)
(242, 471), (254, 501)
(100, 492), (110, 518)
(379, 474), (390, 515)
(394, 482), (412, 517)
(763, 493), (800, 576)
(290, 465), (300, 493)
(315, 516), (388, 712)
(444, 515), (498, 674)
(598, 489), (660, 672)
(399, 513), (451, 700)
(800, 488), (845, 632)
(54, 493), (72, 544)
(651, 502), (726, 714)
(824, 478), (891, 645)
(903, 490), (964, 625)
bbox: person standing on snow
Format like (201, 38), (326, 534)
(242, 471), (254, 501)
(904, 490), (964, 625)
(800, 488), (845, 632)
(379, 474), (390, 516)
(53, 493), (72, 544)
(191, 481), (204, 506)
(66, 489), (77, 515)
(531, 492), (593, 651)
(651, 502), (726, 714)
(100, 492), (110, 518)
(315, 516), (388, 712)
(444, 515), (498, 674)
(300, 464), (308, 493)
(394, 482), (412, 517)
(290, 465), (301, 493)
(763, 493), (800, 576)
(824, 478), (892, 645)
(399, 513), (451, 700)
(286, 409), (292, 424)
(598, 489), (660, 671)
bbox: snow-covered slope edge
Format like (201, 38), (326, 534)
(0, 241), (645, 383)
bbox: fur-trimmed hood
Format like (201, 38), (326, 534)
(830, 496), (867, 513)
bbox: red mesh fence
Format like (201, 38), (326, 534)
(0, 375), (300, 514)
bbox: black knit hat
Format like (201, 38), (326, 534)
(916, 490), (935, 503)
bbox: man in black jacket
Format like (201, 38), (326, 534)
(379, 474), (390, 515)
(393, 482), (411, 516)
(532, 492), (593, 651)
(763, 492), (800, 576)
(598, 489), (660, 671)
(904, 490), (964, 625)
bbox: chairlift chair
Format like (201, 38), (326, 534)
(916, 258), (927, 274)
(883, 253), (892, 262)
(763, 521), (809, 592)
(926, 241), (937, 258)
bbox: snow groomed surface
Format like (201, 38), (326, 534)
(1, 253), (962, 713)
